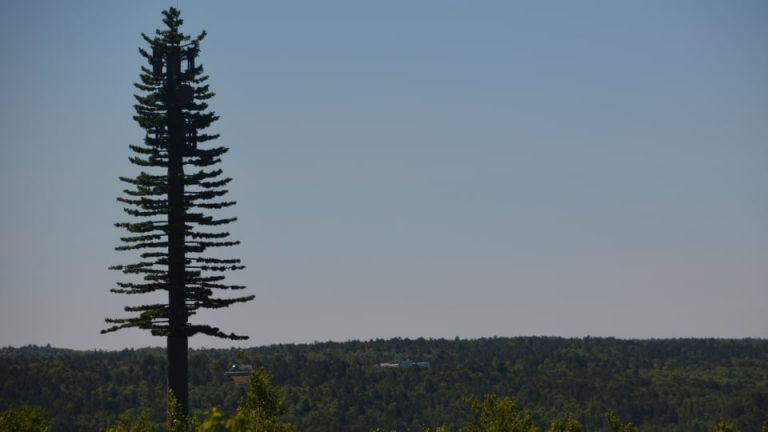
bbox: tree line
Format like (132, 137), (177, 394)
(1, 337), (767, 431)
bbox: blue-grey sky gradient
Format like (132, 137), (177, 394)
(1, 1), (766, 350)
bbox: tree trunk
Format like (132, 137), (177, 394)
(166, 45), (189, 414)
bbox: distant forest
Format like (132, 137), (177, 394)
(1, 337), (766, 431)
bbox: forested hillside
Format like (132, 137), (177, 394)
(1, 337), (766, 431)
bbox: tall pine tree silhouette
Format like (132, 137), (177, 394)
(103, 8), (253, 413)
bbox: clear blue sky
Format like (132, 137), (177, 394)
(0, 1), (766, 350)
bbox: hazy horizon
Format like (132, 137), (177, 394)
(6, 334), (768, 353)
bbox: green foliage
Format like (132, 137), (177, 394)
(459, 395), (540, 432)
(422, 395), (582, 432)
(605, 411), (638, 432)
(546, 419), (582, 432)
(223, 366), (294, 432)
(0, 407), (51, 432)
(2, 339), (768, 431)
(103, 366), (295, 432)
(168, 391), (197, 432)
(199, 407), (226, 431)
(709, 418), (740, 432)
(102, 410), (154, 432)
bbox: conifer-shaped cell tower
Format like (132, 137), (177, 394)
(104, 8), (253, 413)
